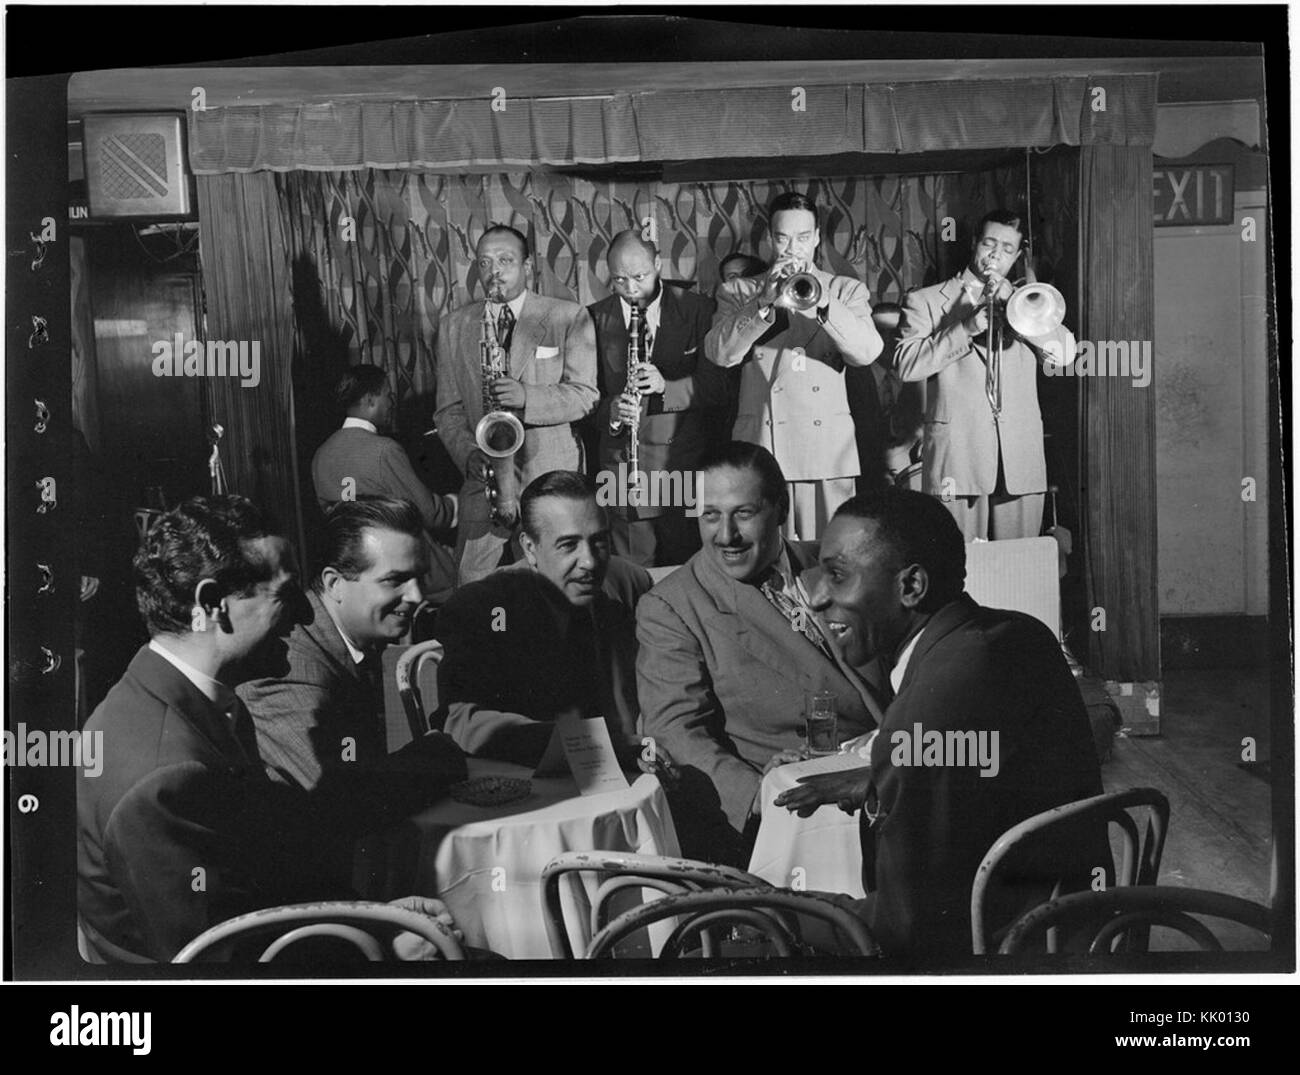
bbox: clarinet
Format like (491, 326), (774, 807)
(609, 304), (645, 489)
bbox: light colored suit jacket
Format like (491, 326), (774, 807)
(589, 286), (728, 519)
(636, 541), (883, 840)
(434, 292), (599, 530)
(704, 273), (882, 482)
(894, 274), (1047, 495)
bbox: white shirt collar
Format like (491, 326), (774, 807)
(890, 628), (925, 695)
(342, 416), (377, 433)
(319, 596), (367, 665)
(486, 291), (528, 323)
(149, 638), (237, 711)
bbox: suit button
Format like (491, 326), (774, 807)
(765, 420), (772, 427)
(811, 385), (820, 392)
(792, 347), (805, 357)
(813, 419), (822, 426)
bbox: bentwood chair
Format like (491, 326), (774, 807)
(586, 887), (880, 959)
(173, 901), (465, 963)
(998, 886), (1272, 954)
(393, 639), (444, 745)
(540, 851), (772, 959)
(971, 787), (1171, 954)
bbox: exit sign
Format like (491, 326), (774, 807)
(1152, 164), (1235, 226)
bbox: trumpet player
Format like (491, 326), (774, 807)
(895, 210), (1064, 541)
(434, 225), (599, 584)
(589, 230), (729, 566)
(705, 192), (883, 542)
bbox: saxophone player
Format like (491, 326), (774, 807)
(589, 230), (728, 567)
(435, 225), (599, 584)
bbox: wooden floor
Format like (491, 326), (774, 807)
(1101, 667), (1274, 949)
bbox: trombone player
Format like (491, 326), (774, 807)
(895, 209), (1074, 541)
(706, 192), (884, 542)
(435, 225), (599, 583)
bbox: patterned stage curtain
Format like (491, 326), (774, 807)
(275, 168), (965, 430)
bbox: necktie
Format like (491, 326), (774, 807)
(758, 565), (835, 663)
(496, 304), (516, 355)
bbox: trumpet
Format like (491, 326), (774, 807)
(476, 305), (525, 527)
(773, 258), (823, 311)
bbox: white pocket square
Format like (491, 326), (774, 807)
(683, 346), (698, 356)
(535, 345), (560, 359)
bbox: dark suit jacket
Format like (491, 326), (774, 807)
(862, 594), (1108, 958)
(78, 645), (339, 962)
(894, 273), (1048, 495)
(237, 590), (466, 829)
(435, 557), (653, 766)
(588, 286), (728, 518)
(637, 542), (883, 855)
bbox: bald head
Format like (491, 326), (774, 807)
(608, 230), (661, 307)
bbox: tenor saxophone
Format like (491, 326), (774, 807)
(476, 305), (525, 527)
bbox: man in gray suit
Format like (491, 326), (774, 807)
(238, 498), (465, 834)
(895, 210), (1059, 541)
(312, 364), (458, 604)
(636, 441), (883, 865)
(435, 225), (599, 584)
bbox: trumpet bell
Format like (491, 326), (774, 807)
(1005, 283), (1067, 341)
(475, 410), (525, 458)
(778, 271), (823, 312)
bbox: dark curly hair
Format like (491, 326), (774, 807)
(133, 495), (278, 635)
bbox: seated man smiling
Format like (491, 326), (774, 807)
(776, 489), (1109, 958)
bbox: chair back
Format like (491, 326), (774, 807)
(999, 886), (1272, 954)
(965, 536), (1061, 638)
(540, 851), (771, 959)
(389, 639), (444, 749)
(172, 901), (465, 963)
(586, 888), (880, 958)
(971, 786), (1170, 954)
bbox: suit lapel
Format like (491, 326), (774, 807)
(509, 293), (549, 379)
(896, 594), (981, 696)
(303, 590), (365, 684)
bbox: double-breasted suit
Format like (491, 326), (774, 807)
(705, 273), (882, 538)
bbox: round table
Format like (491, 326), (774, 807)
(747, 752), (870, 898)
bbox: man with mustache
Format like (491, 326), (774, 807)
(895, 210), (1066, 540)
(776, 489), (1107, 958)
(435, 471), (651, 766)
(238, 498), (466, 835)
(636, 441), (882, 865)
(435, 225), (599, 584)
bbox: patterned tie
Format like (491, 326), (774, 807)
(757, 564), (835, 663)
(496, 303), (516, 355)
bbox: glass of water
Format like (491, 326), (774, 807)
(804, 690), (839, 757)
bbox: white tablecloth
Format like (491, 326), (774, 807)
(748, 753), (869, 898)
(392, 760), (679, 959)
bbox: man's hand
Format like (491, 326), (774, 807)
(80, 575), (100, 602)
(962, 304), (991, 338)
(629, 363), (666, 395)
(774, 766), (873, 818)
(489, 376), (526, 409)
(757, 256), (799, 308)
(615, 393), (642, 427)
(465, 449), (492, 483)
(387, 895), (463, 960)
(762, 748), (807, 776)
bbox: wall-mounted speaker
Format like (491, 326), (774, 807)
(83, 113), (192, 220)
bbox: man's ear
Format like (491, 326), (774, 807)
(898, 563), (930, 610)
(519, 531), (539, 569)
(319, 566), (345, 603)
(523, 258), (535, 288)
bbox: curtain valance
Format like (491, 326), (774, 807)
(187, 75), (1157, 174)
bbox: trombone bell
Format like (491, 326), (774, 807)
(1005, 283), (1066, 341)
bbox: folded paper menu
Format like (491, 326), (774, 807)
(533, 713), (629, 796)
